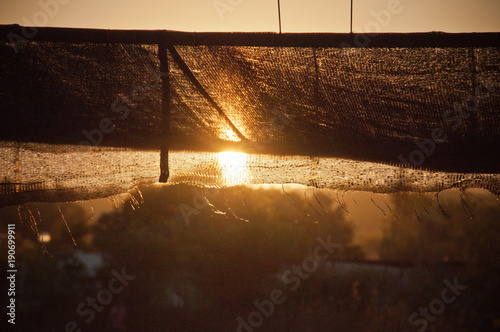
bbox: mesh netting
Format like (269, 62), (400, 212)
(1, 33), (499, 206)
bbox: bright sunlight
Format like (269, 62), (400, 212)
(217, 151), (250, 186)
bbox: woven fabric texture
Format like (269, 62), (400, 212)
(1, 39), (499, 206)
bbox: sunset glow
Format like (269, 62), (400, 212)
(0, 0), (499, 32)
(217, 151), (250, 185)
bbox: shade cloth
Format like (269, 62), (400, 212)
(1, 26), (499, 206)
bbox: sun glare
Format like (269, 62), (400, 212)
(38, 232), (52, 243)
(217, 151), (250, 185)
(221, 127), (242, 142)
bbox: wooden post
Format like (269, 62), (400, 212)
(158, 42), (170, 183)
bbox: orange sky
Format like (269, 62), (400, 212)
(0, 0), (499, 32)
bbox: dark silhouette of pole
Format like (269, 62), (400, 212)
(158, 42), (170, 183)
(278, 0), (282, 34)
(350, 0), (353, 33)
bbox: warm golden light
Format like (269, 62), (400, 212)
(38, 232), (51, 243)
(218, 151), (247, 167)
(2, 0), (499, 32)
(220, 127), (241, 142)
(217, 151), (250, 185)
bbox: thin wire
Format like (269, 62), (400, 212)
(277, 0), (282, 34)
(350, 0), (353, 34)
(57, 205), (76, 246)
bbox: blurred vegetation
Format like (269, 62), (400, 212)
(0, 186), (499, 331)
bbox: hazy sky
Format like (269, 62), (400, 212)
(0, 0), (499, 32)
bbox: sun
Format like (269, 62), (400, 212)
(221, 127), (242, 142)
(217, 151), (250, 185)
(218, 151), (247, 167)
